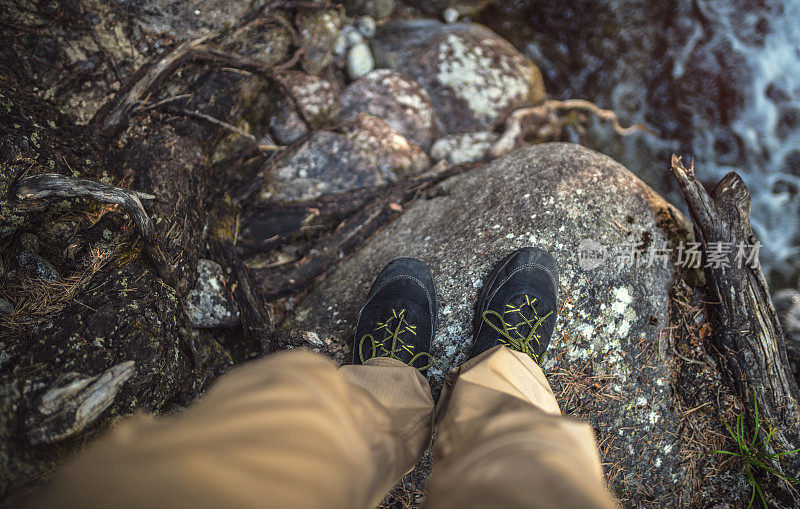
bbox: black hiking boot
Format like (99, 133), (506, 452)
(470, 247), (559, 363)
(353, 258), (437, 373)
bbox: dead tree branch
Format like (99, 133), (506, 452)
(14, 173), (154, 236)
(25, 361), (135, 445)
(669, 155), (800, 506)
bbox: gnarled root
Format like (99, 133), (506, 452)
(13, 173), (173, 285)
(491, 99), (654, 157)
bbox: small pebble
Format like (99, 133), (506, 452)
(0, 298), (13, 315)
(347, 42), (374, 80)
(357, 16), (377, 38)
(333, 32), (349, 56)
(185, 259), (239, 328)
(17, 249), (60, 281)
(342, 25), (363, 47)
(443, 7), (459, 24)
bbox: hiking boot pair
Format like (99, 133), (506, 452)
(353, 248), (558, 373)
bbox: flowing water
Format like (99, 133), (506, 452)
(479, 0), (800, 337)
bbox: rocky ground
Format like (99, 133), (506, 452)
(0, 0), (778, 507)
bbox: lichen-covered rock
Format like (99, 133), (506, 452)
(268, 72), (341, 145)
(297, 8), (344, 76)
(289, 143), (698, 503)
(371, 20), (546, 134)
(184, 260), (239, 329)
(17, 249), (60, 281)
(340, 70), (438, 150)
(261, 115), (429, 202)
(430, 131), (497, 163)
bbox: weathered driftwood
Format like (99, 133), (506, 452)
(670, 155), (800, 505)
(12, 173), (174, 285)
(253, 161), (476, 299)
(14, 173), (155, 238)
(25, 361), (135, 445)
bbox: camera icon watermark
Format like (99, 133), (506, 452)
(578, 239), (608, 271)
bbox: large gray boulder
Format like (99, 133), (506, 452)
(289, 143), (699, 503)
(370, 20), (546, 135)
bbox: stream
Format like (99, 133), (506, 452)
(479, 0), (800, 328)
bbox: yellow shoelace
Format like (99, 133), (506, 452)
(482, 295), (552, 362)
(359, 308), (434, 371)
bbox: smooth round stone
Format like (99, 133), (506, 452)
(342, 24), (364, 46)
(443, 7), (459, 23)
(357, 15), (377, 37)
(334, 31), (349, 56)
(347, 42), (374, 79)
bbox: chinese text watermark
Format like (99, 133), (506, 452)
(578, 239), (761, 271)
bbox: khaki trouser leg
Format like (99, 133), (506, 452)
(32, 350), (434, 509)
(427, 345), (617, 509)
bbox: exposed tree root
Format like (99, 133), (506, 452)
(253, 161), (476, 299)
(491, 99), (654, 157)
(92, 35), (314, 140)
(92, 35), (214, 139)
(210, 201), (277, 354)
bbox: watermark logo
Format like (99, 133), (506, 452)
(578, 238), (608, 271)
(577, 238), (761, 271)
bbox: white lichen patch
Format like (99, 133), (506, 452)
(430, 131), (498, 164)
(612, 286), (633, 314)
(184, 259), (239, 328)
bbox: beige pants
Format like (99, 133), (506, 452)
(32, 346), (616, 509)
